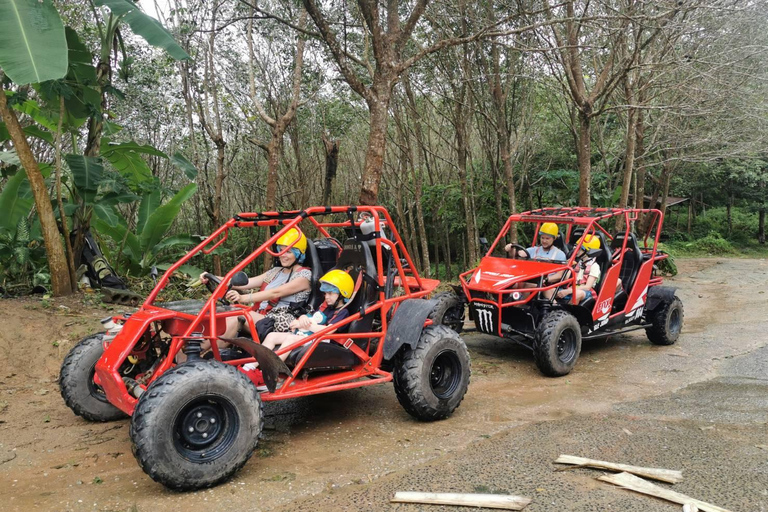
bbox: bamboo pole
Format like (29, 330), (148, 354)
(598, 472), (732, 512)
(391, 492), (531, 510)
(554, 454), (683, 483)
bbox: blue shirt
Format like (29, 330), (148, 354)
(526, 245), (566, 261)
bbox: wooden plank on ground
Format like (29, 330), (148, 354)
(598, 472), (732, 512)
(555, 454), (683, 483)
(391, 491), (531, 510)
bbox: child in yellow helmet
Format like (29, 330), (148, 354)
(244, 269), (354, 380)
(556, 234), (602, 303)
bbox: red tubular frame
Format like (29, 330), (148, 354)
(94, 207), (439, 415)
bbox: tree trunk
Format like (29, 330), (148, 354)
(576, 109), (592, 206)
(55, 96), (78, 291)
(0, 83), (73, 296)
(360, 89), (392, 205)
(322, 134), (339, 205)
(618, 105), (637, 210)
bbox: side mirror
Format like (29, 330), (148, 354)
(230, 271), (249, 288)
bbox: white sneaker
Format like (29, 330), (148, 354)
(243, 362), (258, 371)
(255, 384), (268, 392)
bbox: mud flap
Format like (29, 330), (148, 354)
(221, 337), (293, 393)
(383, 299), (437, 360)
(646, 286), (677, 312)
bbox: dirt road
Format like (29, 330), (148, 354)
(1, 258), (766, 511)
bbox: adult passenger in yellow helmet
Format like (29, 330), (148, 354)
(555, 234), (602, 303)
(199, 227), (312, 348)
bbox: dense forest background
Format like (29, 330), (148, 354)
(1, 0), (767, 296)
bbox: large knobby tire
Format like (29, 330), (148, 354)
(393, 325), (471, 421)
(428, 291), (465, 334)
(130, 361), (263, 491)
(646, 296), (684, 346)
(534, 310), (582, 377)
(59, 333), (126, 422)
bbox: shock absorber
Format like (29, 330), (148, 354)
(183, 333), (205, 361)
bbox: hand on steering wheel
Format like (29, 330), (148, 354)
(201, 272), (230, 306)
(505, 243), (530, 259)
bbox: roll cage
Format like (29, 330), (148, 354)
(95, 206), (440, 414)
(459, 207), (669, 336)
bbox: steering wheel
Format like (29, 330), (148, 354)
(506, 244), (530, 260)
(202, 272), (230, 306)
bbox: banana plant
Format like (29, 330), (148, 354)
(93, 184), (200, 276)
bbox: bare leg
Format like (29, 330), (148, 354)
(201, 310), (265, 351)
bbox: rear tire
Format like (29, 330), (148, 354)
(59, 333), (126, 422)
(428, 292), (465, 334)
(646, 296), (684, 345)
(130, 361), (263, 490)
(534, 310), (582, 377)
(393, 325), (471, 421)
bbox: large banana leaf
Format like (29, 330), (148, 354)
(65, 154), (104, 192)
(152, 234), (205, 256)
(136, 189), (161, 235)
(93, 203), (121, 227)
(0, 169), (33, 232)
(94, 0), (189, 61)
(0, 0), (68, 84)
(102, 147), (153, 187)
(92, 216), (141, 259)
(139, 183), (197, 254)
(171, 152), (198, 180)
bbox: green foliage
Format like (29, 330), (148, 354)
(93, 184), (200, 275)
(94, 0), (190, 61)
(0, 0), (68, 84)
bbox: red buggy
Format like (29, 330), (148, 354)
(59, 207), (470, 490)
(433, 207), (683, 377)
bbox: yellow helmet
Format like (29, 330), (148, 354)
(276, 227), (307, 254)
(580, 234), (601, 251)
(539, 222), (559, 237)
(319, 269), (354, 299)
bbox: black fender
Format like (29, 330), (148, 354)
(558, 304), (594, 331)
(221, 337), (293, 393)
(646, 286), (677, 312)
(383, 299), (437, 360)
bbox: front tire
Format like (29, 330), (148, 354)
(393, 325), (471, 421)
(428, 292), (465, 334)
(646, 296), (684, 345)
(59, 333), (126, 422)
(534, 310), (582, 377)
(130, 361), (263, 491)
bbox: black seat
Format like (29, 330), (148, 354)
(301, 238), (322, 309)
(567, 231), (611, 311)
(553, 233), (568, 255)
(610, 233), (643, 294)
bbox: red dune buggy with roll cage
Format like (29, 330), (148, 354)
(59, 206), (471, 490)
(431, 207), (683, 377)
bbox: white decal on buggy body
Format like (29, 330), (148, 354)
(476, 308), (494, 333)
(598, 298), (612, 315)
(494, 276), (518, 288)
(474, 270), (482, 283)
(590, 313), (610, 333)
(625, 307), (643, 323)
(624, 286), (648, 324)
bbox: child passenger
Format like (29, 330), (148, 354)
(244, 269), (354, 369)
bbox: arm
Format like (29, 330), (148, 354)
(228, 276), (310, 304)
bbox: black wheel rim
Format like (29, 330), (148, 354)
(87, 363), (110, 404)
(429, 350), (462, 399)
(173, 396), (240, 462)
(669, 306), (682, 335)
(556, 328), (578, 365)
